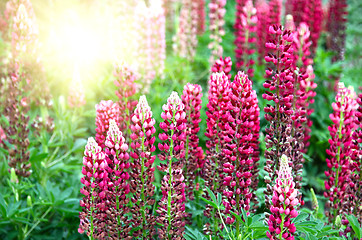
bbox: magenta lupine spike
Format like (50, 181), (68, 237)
(263, 25), (296, 209)
(255, 0), (269, 64)
(234, 0), (257, 76)
(174, 0), (198, 61)
(196, 0), (206, 34)
(292, 22), (313, 69)
(326, 0), (348, 62)
(128, 96), (157, 238)
(267, 0), (282, 30)
(222, 72), (260, 228)
(285, 14), (295, 31)
(208, 0), (227, 65)
(324, 83), (359, 226)
(79, 137), (108, 238)
(203, 72), (231, 236)
(211, 56), (232, 80)
(181, 83), (204, 199)
(156, 91), (187, 239)
(103, 119), (132, 239)
(351, 92), (362, 223)
(95, 100), (121, 148)
(0, 126), (6, 146)
(266, 155), (299, 240)
(113, 63), (139, 142)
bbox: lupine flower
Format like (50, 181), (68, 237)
(208, 0), (227, 65)
(0, 126), (6, 145)
(181, 83), (204, 200)
(255, 0), (269, 64)
(292, 22), (313, 70)
(285, 14), (295, 31)
(129, 96), (157, 238)
(234, 0), (257, 76)
(95, 100), (120, 148)
(263, 25), (295, 209)
(68, 80), (86, 109)
(266, 155), (299, 240)
(326, 0), (348, 62)
(211, 56), (232, 80)
(156, 92), (187, 239)
(350, 91), (361, 223)
(103, 119), (131, 239)
(267, 0), (282, 30)
(134, 1), (166, 92)
(196, 0), (206, 35)
(79, 137), (107, 238)
(324, 83), (358, 226)
(222, 72), (260, 227)
(2, 71), (31, 177)
(174, 0), (198, 61)
(203, 72), (231, 236)
(113, 63), (139, 142)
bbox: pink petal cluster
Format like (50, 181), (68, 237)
(0, 126), (6, 145)
(129, 96), (157, 238)
(211, 56), (232, 80)
(181, 83), (204, 199)
(324, 83), (359, 225)
(266, 155), (299, 240)
(326, 0), (348, 62)
(95, 100), (120, 148)
(234, 0), (257, 76)
(267, 0), (282, 30)
(113, 63), (139, 139)
(263, 25), (296, 209)
(174, 0), (198, 61)
(208, 0), (227, 65)
(222, 71), (260, 224)
(134, 1), (166, 91)
(255, 0), (269, 64)
(156, 92), (187, 239)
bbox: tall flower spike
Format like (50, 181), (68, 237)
(174, 0), (198, 61)
(324, 83), (358, 227)
(95, 100), (120, 148)
(266, 155), (299, 240)
(263, 25), (296, 210)
(208, 0), (227, 65)
(156, 91), (187, 239)
(326, 0), (348, 62)
(267, 0), (282, 30)
(255, 0), (269, 64)
(222, 72), (260, 230)
(196, 0), (206, 34)
(129, 96), (157, 238)
(211, 56), (232, 80)
(181, 83), (204, 200)
(103, 119), (131, 239)
(113, 63), (139, 142)
(203, 72), (231, 236)
(79, 137), (107, 238)
(234, 0), (257, 76)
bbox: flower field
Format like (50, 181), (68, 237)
(0, 0), (361, 239)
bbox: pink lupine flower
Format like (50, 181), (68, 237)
(0, 126), (6, 145)
(181, 83), (204, 199)
(255, 0), (269, 64)
(234, 0), (257, 76)
(324, 83), (358, 225)
(326, 0), (348, 62)
(203, 71), (231, 236)
(208, 0), (227, 65)
(113, 63), (139, 141)
(292, 22), (313, 69)
(267, 0), (282, 30)
(196, 0), (206, 34)
(129, 96), (157, 238)
(263, 25), (296, 209)
(103, 119), (132, 239)
(266, 155), (299, 240)
(68, 81), (86, 109)
(79, 137), (108, 238)
(285, 14), (295, 31)
(95, 100), (120, 148)
(156, 92), (187, 239)
(211, 56), (232, 80)
(174, 0), (198, 61)
(222, 72), (260, 227)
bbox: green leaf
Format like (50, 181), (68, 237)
(346, 215), (361, 238)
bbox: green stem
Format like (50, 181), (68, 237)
(24, 207), (52, 240)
